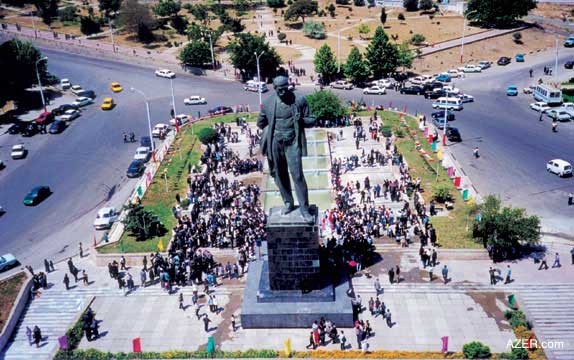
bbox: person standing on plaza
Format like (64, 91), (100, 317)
(374, 277), (381, 295)
(442, 265), (448, 284)
(538, 254), (549, 270)
(368, 297), (375, 315)
(388, 267), (395, 284)
(120, 255), (127, 271)
(203, 314), (211, 332)
(489, 267), (497, 284)
(552, 252), (561, 268)
(568, 192), (573, 206)
(63, 273), (70, 290)
(140, 268), (147, 288)
(79, 242), (83, 258)
(231, 314), (236, 332)
(385, 309), (392, 327)
(504, 265), (512, 284)
(33, 326), (42, 348)
(395, 265), (401, 283)
(340, 330), (347, 350)
(306, 331), (316, 349)
(44, 259), (50, 273)
(25, 326), (32, 345)
(179, 293), (185, 310)
(195, 303), (201, 320)
(570, 247), (574, 265)
(428, 266), (434, 282)
(82, 270), (89, 286)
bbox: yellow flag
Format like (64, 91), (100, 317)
(157, 239), (164, 252)
(284, 338), (292, 357)
(468, 197), (475, 206)
(437, 149), (443, 160)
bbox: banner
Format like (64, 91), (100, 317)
(441, 336), (448, 353)
(508, 294), (516, 307)
(207, 336), (216, 354)
(133, 337), (142, 353)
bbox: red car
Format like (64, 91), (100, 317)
(35, 111), (55, 124)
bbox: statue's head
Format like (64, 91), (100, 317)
(273, 76), (291, 100)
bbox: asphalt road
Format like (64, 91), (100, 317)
(1, 45), (574, 276)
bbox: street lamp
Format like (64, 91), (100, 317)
(255, 51), (264, 109)
(337, 30), (341, 73)
(208, 32), (215, 70)
(169, 77), (177, 123)
(460, 10), (477, 64)
(108, 18), (116, 52)
(30, 11), (37, 38)
(130, 87), (155, 153)
(35, 56), (48, 112)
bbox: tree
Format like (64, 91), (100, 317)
(313, 44), (338, 84)
(473, 195), (540, 261)
(234, 0), (250, 16)
(284, 0), (318, 23)
(267, 0), (286, 7)
(418, 0), (433, 11)
(122, 204), (166, 241)
(466, 0), (536, 27)
(170, 14), (188, 34)
(228, 33), (282, 81)
(0, 39), (50, 107)
(397, 41), (414, 70)
(302, 20), (325, 39)
(179, 40), (212, 67)
(306, 90), (346, 121)
(354, 0), (365, 6)
(198, 127), (218, 144)
(59, 6), (78, 22)
(410, 33), (425, 45)
(344, 46), (370, 85)
(512, 31), (522, 43)
(98, 0), (122, 17)
(357, 23), (370, 39)
(153, 0), (181, 18)
(277, 32), (287, 42)
(403, 0), (418, 11)
(188, 4), (209, 24)
(35, 0), (59, 25)
(365, 26), (398, 78)
(118, 0), (155, 39)
(327, 4), (336, 18)
(137, 22), (155, 43)
(380, 7), (387, 25)
(80, 16), (102, 35)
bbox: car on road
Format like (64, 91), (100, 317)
(71, 85), (84, 95)
(101, 97), (115, 110)
(435, 74), (451, 82)
(565, 61), (574, 69)
(35, 111), (55, 125)
(409, 76), (426, 85)
(530, 102), (550, 112)
(372, 78), (394, 88)
(424, 89), (447, 99)
(446, 127), (462, 142)
(515, 53), (525, 62)
(546, 159), (572, 177)
(244, 80), (268, 92)
(22, 122), (40, 137)
(432, 116), (449, 130)
(140, 136), (153, 150)
(7, 121), (25, 135)
(497, 57), (511, 66)
(52, 104), (78, 116)
(442, 85), (460, 94)
(447, 69), (463, 78)
(49, 120), (66, 134)
(11, 144), (27, 159)
(545, 108), (572, 121)
(76, 89), (96, 99)
(208, 106), (233, 115)
(170, 114), (190, 126)
(506, 85), (518, 96)
(59, 109), (81, 121)
(523, 85), (536, 94)
(432, 110), (456, 122)
(93, 207), (119, 230)
(155, 69), (176, 78)
(564, 35), (574, 47)
(72, 97), (93, 108)
(60, 78), (71, 90)
(400, 85), (424, 95)
(152, 123), (169, 137)
(134, 146), (151, 162)
(184, 95), (207, 105)
(462, 64), (482, 73)
(0, 254), (18, 272)
(126, 159), (146, 178)
(330, 80), (354, 90)
(478, 60), (492, 70)
(457, 94), (474, 103)
(110, 82), (123, 92)
(363, 85), (386, 95)
(23, 185), (51, 206)
(432, 97), (463, 110)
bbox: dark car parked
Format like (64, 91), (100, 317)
(22, 122), (40, 137)
(431, 110), (456, 121)
(565, 61), (574, 69)
(208, 106), (233, 115)
(424, 90), (447, 99)
(400, 85), (424, 95)
(49, 120), (67, 134)
(126, 159), (145, 178)
(51, 103), (78, 115)
(7, 121), (26, 135)
(423, 82), (444, 92)
(140, 136), (154, 149)
(446, 127), (462, 142)
(497, 56), (511, 66)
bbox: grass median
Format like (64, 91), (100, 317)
(360, 110), (480, 249)
(0, 272), (27, 334)
(97, 113), (256, 254)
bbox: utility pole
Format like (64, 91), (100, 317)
(208, 32), (215, 70)
(109, 18), (115, 52)
(337, 30), (341, 73)
(555, 36), (559, 83)
(35, 56), (48, 112)
(255, 51), (264, 109)
(170, 77), (177, 120)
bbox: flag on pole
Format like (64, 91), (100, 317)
(158, 239), (164, 252)
(441, 336), (449, 353)
(284, 338), (292, 357)
(207, 336), (216, 354)
(175, 119), (180, 133)
(508, 294), (516, 308)
(132, 337), (142, 353)
(437, 149), (443, 160)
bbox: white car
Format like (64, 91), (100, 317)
(530, 102), (550, 112)
(59, 109), (81, 121)
(60, 78), (71, 89)
(458, 94), (474, 103)
(462, 64), (482, 73)
(152, 123), (169, 137)
(93, 207), (119, 230)
(72, 97), (93, 107)
(447, 69), (463, 78)
(478, 60), (491, 69)
(11, 144), (27, 160)
(410, 76), (425, 85)
(442, 86), (460, 94)
(373, 78), (394, 88)
(363, 85), (386, 95)
(70, 85), (84, 95)
(184, 96), (207, 105)
(170, 114), (190, 126)
(545, 109), (572, 121)
(546, 159), (572, 177)
(155, 69), (176, 78)
(134, 147), (151, 162)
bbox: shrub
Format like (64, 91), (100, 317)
(303, 20), (326, 39)
(411, 33), (425, 44)
(267, 0), (286, 8)
(511, 347), (529, 359)
(504, 310), (532, 330)
(180, 198), (191, 208)
(394, 128), (405, 138)
(198, 127), (218, 144)
(433, 184), (453, 203)
(381, 125), (392, 137)
(513, 32), (522, 43)
(354, 0), (365, 6)
(398, 13), (405, 21)
(59, 6), (78, 22)
(277, 32), (287, 42)
(419, 0), (434, 11)
(403, 0), (418, 11)
(562, 87), (574, 96)
(462, 341), (491, 359)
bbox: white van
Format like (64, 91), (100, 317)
(432, 97), (464, 111)
(533, 84), (562, 105)
(244, 80), (268, 93)
(546, 159), (572, 177)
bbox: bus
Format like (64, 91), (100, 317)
(533, 84), (562, 105)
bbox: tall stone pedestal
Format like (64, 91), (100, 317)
(240, 206), (353, 329)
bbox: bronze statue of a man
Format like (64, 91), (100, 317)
(257, 76), (316, 223)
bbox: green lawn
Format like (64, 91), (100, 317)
(98, 113), (257, 254)
(0, 272), (27, 334)
(359, 110), (480, 249)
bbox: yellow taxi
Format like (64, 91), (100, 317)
(110, 82), (123, 92)
(101, 97), (115, 110)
